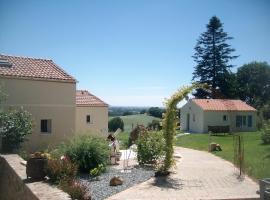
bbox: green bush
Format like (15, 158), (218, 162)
(261, 120), (270, 144)
(63, 135), (110, 172)
(0, 108), (32, 152)
(136, 131), (165, 165)
(89, 164), (106, 177)
(108, 117), (124, 132)
(46, 158), (78, 183)
(59, 178), (91, 200)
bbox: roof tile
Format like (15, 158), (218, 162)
(76, 90), (108, 107)
(0, 54), (76, 82)
(192, 99), (256, 111)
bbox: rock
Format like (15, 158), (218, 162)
(109, 176), (123, 186)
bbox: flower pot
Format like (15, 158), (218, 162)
(26, 157), (47, 180)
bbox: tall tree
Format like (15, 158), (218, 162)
(237, 62), (270, 109)
(192, 16), (238, 98)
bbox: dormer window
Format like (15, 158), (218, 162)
(0, 59), (12, 68)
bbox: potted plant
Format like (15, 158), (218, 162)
(26, 152), (49, 180)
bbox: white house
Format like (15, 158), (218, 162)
(180, 99), (257, 133)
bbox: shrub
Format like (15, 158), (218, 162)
(63, 135), (110, 172)
(147, 120), (162, 131)
(59, 179), (91, 200)
(46, 158), (78, 183)
(261, 120), (270, 144)
(0, 107), (32, 152)
(136, 131), (165, 165)
(108, 117), (124, 132)
(129, 125), (147, 146)
(89, 164), (106, 177)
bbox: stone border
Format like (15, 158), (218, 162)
(0, 154), (71, 200)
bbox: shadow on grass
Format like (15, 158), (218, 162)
(151, 176), (183, 190)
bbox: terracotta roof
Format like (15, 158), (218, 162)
(76, 90), (108, 107)
(192, 99), (256, 111)
(0, 54), (76, 83)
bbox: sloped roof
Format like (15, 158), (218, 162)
(192, 99), (256, 111)
(0, 54), (76, 83)
(76, 90), (108, 107)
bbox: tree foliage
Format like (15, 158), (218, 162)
(0, 108), (33, 152)
(237, 62), (270, 109)
(108, 117), (124, 132)
(192, 16), (238, 98)
(148, 107), (164, 118)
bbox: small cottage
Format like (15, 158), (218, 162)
(180, 99), (257, 133)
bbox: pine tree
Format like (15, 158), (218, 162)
(192, 16), (238, 99)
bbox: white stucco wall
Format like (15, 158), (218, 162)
(75, 106), (108, 137)
(180, 100), (204, 133)
(1, 77), (76, 151)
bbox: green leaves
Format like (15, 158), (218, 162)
(192, 16), (238, 99)
(0, 107), (33, 152)
(161, 84), (203, 172)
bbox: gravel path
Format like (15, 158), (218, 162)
(79, 166), (154, 200)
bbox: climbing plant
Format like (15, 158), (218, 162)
(160, 84), (206, 173)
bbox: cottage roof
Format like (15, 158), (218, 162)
(76, 90), (108, 107)
(0, 54), (76, 83)
(192, 99), (256, 111)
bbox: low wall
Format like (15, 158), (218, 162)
(0, 154), (71, 200)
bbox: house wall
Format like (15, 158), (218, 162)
(75, 106), (108, 137)
(180, 100), (204, 133)
(202, 111), (257, 133)
(0, 77), (76, 151)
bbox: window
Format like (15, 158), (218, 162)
(243, 116), (247, 126)
(41, 119), (52, 133)
(193, 114), (195, 122)
(248, 115), (252, 127)
(86, 115), (91, 123)
(223, 115), (227, 121)
(236, 116), (242, 127)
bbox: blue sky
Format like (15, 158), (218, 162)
(1, 0), (269, 106)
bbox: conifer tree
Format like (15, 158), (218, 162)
(192, 16), (238, 98)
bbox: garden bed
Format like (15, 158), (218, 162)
(79, 166), (154, 200)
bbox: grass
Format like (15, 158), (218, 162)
(175, 132), (270, 181)
(111, 114), (161, 149)
(110, 114), (161, 132)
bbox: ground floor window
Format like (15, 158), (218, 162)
(236, 115), (252, 128)
(41, 119), (52, 133)
(86, 115), (91, 123)
(248, 115), (252, 127)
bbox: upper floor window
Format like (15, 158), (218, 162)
(223, 115), (227, 121)
(86, 115), (91, 123)
(41, 119), (52, 133)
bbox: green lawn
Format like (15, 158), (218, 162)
(175, 132), (270, 181)
(110, 114), (161, 132)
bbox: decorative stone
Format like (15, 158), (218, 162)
(209, 143), (217, 152)
(109, 176), (123, 186)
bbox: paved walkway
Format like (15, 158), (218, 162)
(107, 147), (259, 200)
